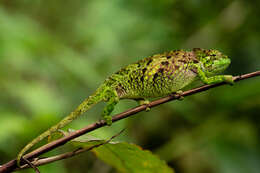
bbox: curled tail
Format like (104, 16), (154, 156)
(17, 86), (106, 165)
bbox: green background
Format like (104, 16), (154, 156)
(0, 0), (260, 172)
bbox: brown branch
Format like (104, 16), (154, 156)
(15, 129), (125, 171)
(0, 71), (259, 173)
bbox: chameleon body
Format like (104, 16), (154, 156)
(17, 48), (233, 164)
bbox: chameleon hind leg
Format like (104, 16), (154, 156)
(102, 89), (119, 125)
(175, 90), (184, 100)
(135, 98), (151, 111)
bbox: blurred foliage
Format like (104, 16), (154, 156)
(0, 0), (260, 173)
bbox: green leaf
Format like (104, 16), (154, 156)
(92, 142), (174, 173)
(64, 133), (173, 173)
(70, 134), (107, 149)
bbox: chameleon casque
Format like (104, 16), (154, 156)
(17, 48), (234, 164)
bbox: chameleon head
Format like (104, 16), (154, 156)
(193, 48), (231, 76)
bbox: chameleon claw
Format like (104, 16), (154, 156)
(145, 106), (151, 112)
(104, 115), (112, 126)
(175, 90), (184, 100)
(136, 99), (151, 112)
(142, 101), (151, 112)
(142, 104), (151, 112)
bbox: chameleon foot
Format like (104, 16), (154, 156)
(104, 115), (112, 126)
(136, 99), (151, 112)
(223, 75), (234, 85)
(145, 105), (151, 112)
(175, 90), (184, 100)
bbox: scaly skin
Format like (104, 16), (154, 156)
(17, 48), (233, 165)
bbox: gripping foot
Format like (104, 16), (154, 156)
(135, 99), (151, 111)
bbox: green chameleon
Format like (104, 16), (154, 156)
(17, 48), (233, 165)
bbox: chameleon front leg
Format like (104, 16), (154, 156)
(196, 65), (234, 85)
(102, 89), (119, 125)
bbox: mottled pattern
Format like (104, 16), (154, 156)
(111, 50), (199, 98)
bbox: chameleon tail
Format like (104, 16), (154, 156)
(17, 85), (106, 166)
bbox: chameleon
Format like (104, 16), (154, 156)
(17, 48), (234, 165)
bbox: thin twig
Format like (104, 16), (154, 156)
(15, 129), (125, 171)
(0, 71), (259, 173)
(21, 158), (40, 173)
